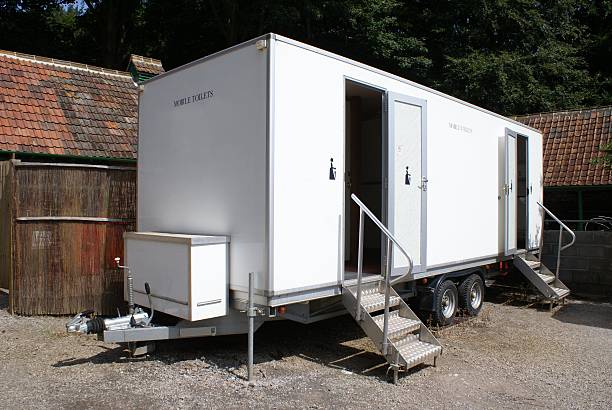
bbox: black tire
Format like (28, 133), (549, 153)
(459, 274), (484, 316)
(433, 280), (458, 326)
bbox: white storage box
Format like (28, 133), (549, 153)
(124, 232), (229, 321)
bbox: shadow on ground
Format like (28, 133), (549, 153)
(552, 300), (612, 330)
(51, 314), (413, 381)
(38, 285), (612, 381)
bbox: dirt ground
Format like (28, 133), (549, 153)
(1, 290), (611, 410)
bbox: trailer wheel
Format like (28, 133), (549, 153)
(433, 280), (458, 326)
(459, 274), (484, 316)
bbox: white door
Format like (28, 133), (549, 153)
(387, 93), (427, 275)
(504, 129), (517, 255)
(527, 134), (544, 250)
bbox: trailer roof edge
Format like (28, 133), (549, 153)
(140, 34), (272, 86)
(272, 34), (540, 134)
(141, 32), (539, 134)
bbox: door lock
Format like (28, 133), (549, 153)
(418, 176), (428, 191)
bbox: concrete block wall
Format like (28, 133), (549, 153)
(541, 231), (612, 296)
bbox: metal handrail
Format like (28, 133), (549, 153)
(350, 194), (414, 356)
(537, 201), (576, 279)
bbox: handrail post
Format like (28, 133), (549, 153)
(382, 238), (391, 356)
(556, 227), (563, 280)
(537, 201), (576, 283)
(538, 210), (545, 265)
(355, 209), (365, 321)
(247, 272), (255, 382)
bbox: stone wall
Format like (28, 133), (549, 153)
(541, 230), (612, 296)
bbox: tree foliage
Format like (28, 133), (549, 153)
(0, 0), (610, 115)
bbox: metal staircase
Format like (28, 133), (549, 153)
(343, 195), (441, 383)
(514, 253), (570, 301)
(513, 202), (575, 307)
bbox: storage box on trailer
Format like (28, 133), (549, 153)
(133, 33), (543, 314)
(124, 232), (229, 320)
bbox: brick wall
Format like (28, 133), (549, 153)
(541, 231), (612, 296)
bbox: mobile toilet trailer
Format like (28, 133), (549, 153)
(67, 34), (575, 382)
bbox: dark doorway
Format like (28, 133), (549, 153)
(344, 80), (385, 278)
(516, 135), (528, 250)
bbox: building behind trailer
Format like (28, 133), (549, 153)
(0, 50), (163, 314)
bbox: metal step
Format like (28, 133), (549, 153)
(360, 292), (401, 313)
(373, 310), (421, 341)
(398, 340), (442, 368)
(393, 333), (420, 349)
(551, 287), (570, 299)
(536, 273), (555, 284)
(513, 255), (570, 302)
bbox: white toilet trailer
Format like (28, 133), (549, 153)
(132, 33), (543, 318)
(64, 33), (576, 381)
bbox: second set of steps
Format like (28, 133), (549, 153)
(513, 253), (570, 302)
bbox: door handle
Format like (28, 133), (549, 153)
(418, 176), (428, 191)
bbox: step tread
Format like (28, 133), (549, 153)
(373, 311), (421, 337)
(536, 273), (555, 284)
(398, 341), (442, 367)
(392, 333), (420, 349)
(524, 259), (541, 269)
(551, 287), (570, 299)
(361, 293), (401, 312)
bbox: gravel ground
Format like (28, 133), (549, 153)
(1, 290), (611, 409)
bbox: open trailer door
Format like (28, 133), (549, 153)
(504, 129), (518, 255)
(387, 93), (427, 275)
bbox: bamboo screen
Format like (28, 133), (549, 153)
(1, 161), (136, 315)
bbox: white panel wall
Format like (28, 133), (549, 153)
(272, 37), (543, 282)
(138, 43), (268, 293)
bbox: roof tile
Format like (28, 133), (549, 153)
(0, 50), (139, 159)
(516, 107), (612, 187)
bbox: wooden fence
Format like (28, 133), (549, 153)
(0, 160), (136, 315)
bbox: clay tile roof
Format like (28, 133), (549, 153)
(128, 54), (164, 76)
(515, 106), (612, 187)
(0, 49), (138, 160)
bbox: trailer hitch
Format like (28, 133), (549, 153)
(66, 308), (149, 335)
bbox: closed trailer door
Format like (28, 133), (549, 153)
(504, 130), (517, 255)
(387, 93), (427, 275)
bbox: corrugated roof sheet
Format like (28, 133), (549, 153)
(0, 50), (139, 160)
(515, 106), (612, 187)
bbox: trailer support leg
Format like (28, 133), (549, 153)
(247, 272), (255, 382)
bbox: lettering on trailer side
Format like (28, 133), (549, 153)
(448, 122), (473, 134)
(173, 89), (215, 108)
